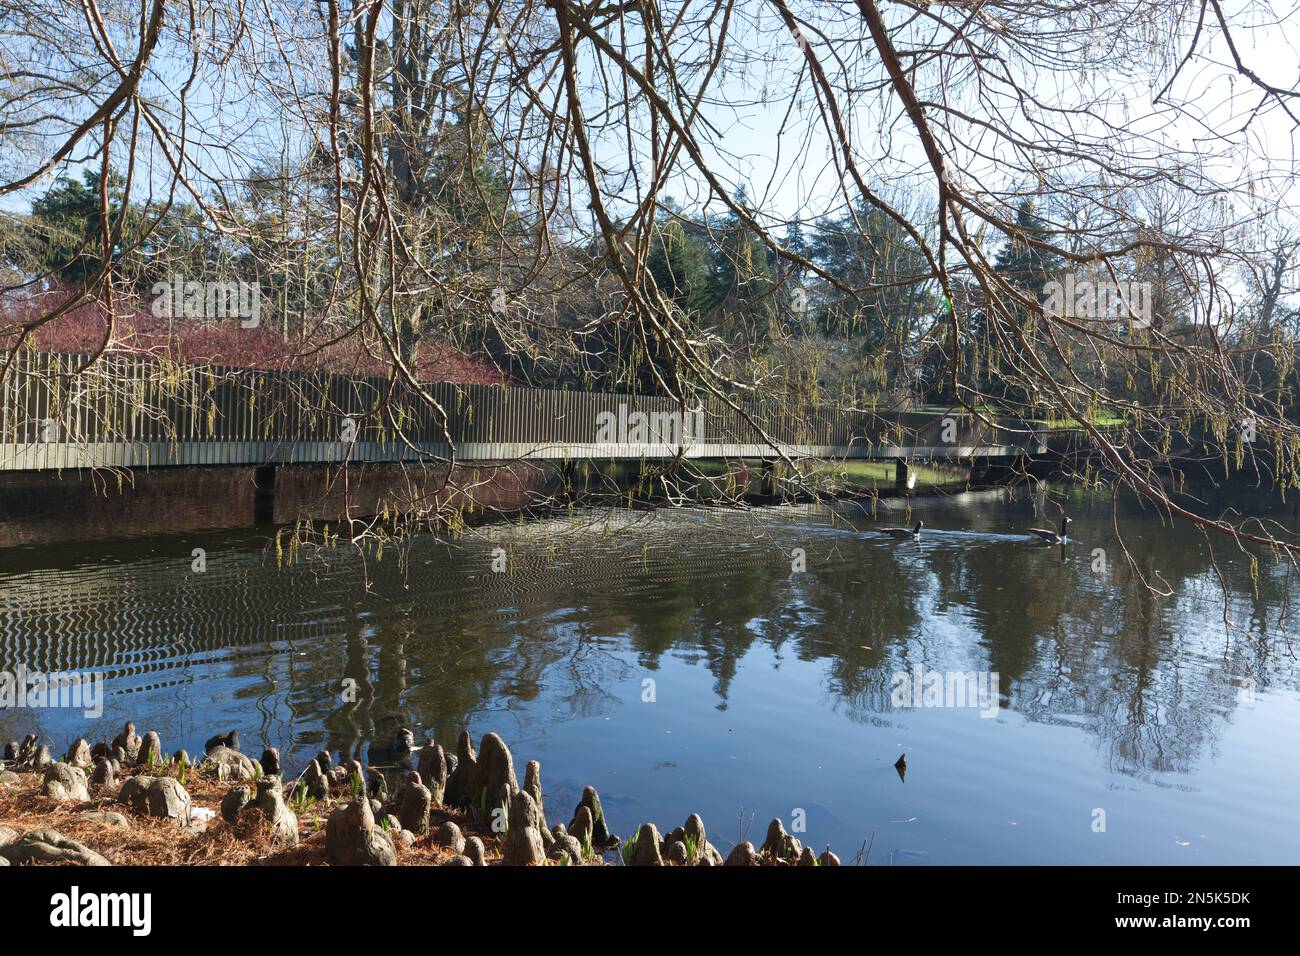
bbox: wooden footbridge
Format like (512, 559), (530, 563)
(0, 352), (1073, 473)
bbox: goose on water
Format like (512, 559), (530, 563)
(1027, 516), (1071, 544)
(878, 520), (923, 541)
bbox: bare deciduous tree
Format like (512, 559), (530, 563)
(2, 0), (1299, 584)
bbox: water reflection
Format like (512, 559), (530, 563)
(1, 488), (1298, 863)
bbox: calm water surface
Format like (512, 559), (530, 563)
(2, 490), (1298, 864)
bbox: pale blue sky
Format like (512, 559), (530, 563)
(4, 0), (1298, 266)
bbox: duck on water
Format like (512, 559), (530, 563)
(1027, 516), (1071, 544)
(878, 520), (923, 541)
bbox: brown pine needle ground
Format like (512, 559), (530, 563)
(0, 766), (522, 866)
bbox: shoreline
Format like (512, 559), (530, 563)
(1, 726), (842, 867)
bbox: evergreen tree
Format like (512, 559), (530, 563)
(809, 203), (934, 346)
(973, 199), (1064, 402)
(646, 218), (710, 316)
(707, 187), (777, 342)
(993, 199), (1062, 293)
(27, 171), (141, 286)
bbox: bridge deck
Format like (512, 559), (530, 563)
(0, 440), (1049, 471)
(0, 352), (1066, 472)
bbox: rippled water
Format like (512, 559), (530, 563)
(2, 488), (1299, 864)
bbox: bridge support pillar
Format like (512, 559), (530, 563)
(253, 465), (276, 523)
(896, 460), (916, 491)
(559, 459), (577, 495)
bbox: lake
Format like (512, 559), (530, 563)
(2, 487), (1298, 864)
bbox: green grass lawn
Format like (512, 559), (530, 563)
(804, 459), (966, 487)
(1030, 413), (1127, 428)
(651, 457), (966, 492)
(913, 404), (1127, 429)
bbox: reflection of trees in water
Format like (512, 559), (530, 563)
(784, 545), (924, 709)
(1, 500), (1296, 776)
(949, 497), (1289, 777)
(620, 499), (1297, 779)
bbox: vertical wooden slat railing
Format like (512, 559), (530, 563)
(0, 352), (1047, 471)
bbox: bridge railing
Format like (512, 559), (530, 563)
(0, 351), (1055, 470)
